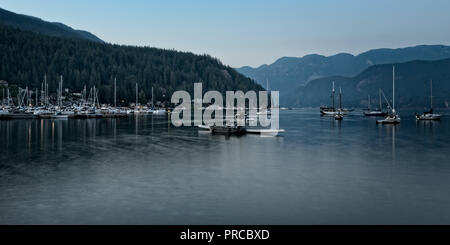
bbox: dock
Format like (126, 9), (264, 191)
(197, 125), (284, 136)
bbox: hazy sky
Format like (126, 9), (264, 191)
(1, 0), (450, 67)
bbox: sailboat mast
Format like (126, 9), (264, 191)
(430, 79), (433, 109)
(59, 75), (63, 107)
(44, 74), (47, 106)
(392, 66), (395, 113)
(26, 86), (29, 107)
(7, 88), (10, 106)
(339, 87), (342, 109)
(40, 82), (43, 106)
(368, 95), (371, 110)
(151, 86), (154, 107)
(379, 88), (382, 109)
(136, 83), (138, 106)
(332, 81), (335, 109)
(114, 77), (117, 107)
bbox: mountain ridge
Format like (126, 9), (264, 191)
(285, 58), (450, 109)
(236, 45), (450, 106)
(0, 7), (103, 43)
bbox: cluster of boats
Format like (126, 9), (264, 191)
(320, 66), (441, 124)
(0, 76), (167, 120)
(0, 104), (167, 120)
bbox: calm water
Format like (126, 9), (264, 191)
(1, 109), (450, 224)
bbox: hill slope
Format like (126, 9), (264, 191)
(287, 59), (450, 109)
(237, 45), (450, 105)
(0, 24), (262, 104)
(0, 7), (103, 42)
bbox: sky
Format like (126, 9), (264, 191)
(1, 0), (450, 68)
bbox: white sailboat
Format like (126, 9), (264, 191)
(377, 66), (400, 124)
(416, 79), (441, 120)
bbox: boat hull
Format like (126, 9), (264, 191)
(376, 117), (401, 124)
(320, 110), (348, 116)
(210, 126), (246, 135)
(364, 111), (388, 117)
(416, 114), (441, 121)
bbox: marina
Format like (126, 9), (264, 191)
(0, 76), (168, 121)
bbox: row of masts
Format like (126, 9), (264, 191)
(1, 75), (157, 109)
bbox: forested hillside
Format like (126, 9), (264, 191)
(0, 25), (262, 105)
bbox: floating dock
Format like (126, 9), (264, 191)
(198, 125), (284, 136)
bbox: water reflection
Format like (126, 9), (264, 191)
(1, 111), (450, 224)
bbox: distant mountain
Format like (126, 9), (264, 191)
(236, 45), (450, 105)
(0, 7), (103, 42)
(0, 24), (262, 105)
(286, 59), (450, 109)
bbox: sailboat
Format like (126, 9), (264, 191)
(416, 80), (441, 121)
(364, 89), (388, 116)
(321, 82), (348, 116)
(149, 86), (167, 115)
(377, 66), (400, 124)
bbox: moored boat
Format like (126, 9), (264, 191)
(364, 89), (388, 117)
(377, 66), (400, 125)
(416, 80), (441, 121)
(51, 111), (69, 119)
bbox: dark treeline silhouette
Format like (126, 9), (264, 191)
(0, 24), (262, 105)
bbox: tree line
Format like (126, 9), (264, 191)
(0, 24), (262, 105)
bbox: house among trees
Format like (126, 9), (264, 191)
(0, 80), (8, 87)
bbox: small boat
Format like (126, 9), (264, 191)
(377, 66), (400, 125)
(416, 80), (441, 121)
(365, 109), (388, 117)
(416, 111), (440, 120)
(61, 108), (75, 116)
(0, 108), (9, 115)
(376, 113), (400, 124)
(51, 111), (69, 119)
(152, 109), (167, 115)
